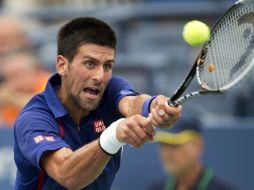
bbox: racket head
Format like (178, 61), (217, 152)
(196, 0), (254, 92)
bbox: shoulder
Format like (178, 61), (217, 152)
(15, 95), (57, 134)
(108, 75), (131, 87)
(17, 107), (54, 124)
(102, 75), (139, 102)
(102, 75), (139, 101)
(106, 75), (138, 94)
(21, 92), (49, 114)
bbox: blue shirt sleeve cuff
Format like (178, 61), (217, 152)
(142, 96), (157, 117)
(36, 141), (71, 169)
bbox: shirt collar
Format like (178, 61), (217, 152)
(44, 73), (68, 118)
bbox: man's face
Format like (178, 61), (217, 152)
(61, 43), (115, 112)
(159, 139), (202, 176)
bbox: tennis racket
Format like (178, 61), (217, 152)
(168, 0), (254, 106)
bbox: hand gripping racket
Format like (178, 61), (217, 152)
(168, 0), (254, 106)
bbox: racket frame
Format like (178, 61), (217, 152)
(168, 0), (252, 106)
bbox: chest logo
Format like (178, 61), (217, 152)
(93, 120), (106, 133)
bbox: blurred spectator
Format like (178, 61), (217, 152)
(0, 52), (51, 127)
(149, 117), (237, 190)
(0, 16), (31, 55)
(3, 0), (139, 15)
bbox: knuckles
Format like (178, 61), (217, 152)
(116, 114), (150, 147)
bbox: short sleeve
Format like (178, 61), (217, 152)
(97, 76), (140, 122)
(14, 110), (70, 169)
(107, 76), (140, 107)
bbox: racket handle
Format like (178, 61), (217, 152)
(168, 99), (180, 107)
(168, 91), (202, 107)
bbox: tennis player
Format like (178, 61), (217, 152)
(13, 17), (182, 190)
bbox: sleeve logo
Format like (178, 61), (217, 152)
(34, 135), (55, 144)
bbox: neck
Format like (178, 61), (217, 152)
(175, 162), (203, 190)
(57, 86), (89, 125)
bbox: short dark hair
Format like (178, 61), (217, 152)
(57, 17), (116, 62)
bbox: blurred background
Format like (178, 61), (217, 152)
(0, 0), (253, 189)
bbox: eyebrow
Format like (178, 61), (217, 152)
(82, 55), (115, 64)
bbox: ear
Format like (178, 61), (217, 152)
(56, 55), (68, 76)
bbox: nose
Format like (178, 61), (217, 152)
(92, 65), (105, 83)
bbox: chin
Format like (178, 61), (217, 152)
(81, 100), (100, 111)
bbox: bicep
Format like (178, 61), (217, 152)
(118, 95), (150, 117)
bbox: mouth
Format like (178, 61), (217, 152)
(83, 87), (100, 98)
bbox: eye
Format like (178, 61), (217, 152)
(85, 59), (96, 69)
(103, 63), (113, 72)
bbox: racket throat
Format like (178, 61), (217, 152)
(169, 91), (201, 106)
(169, 91), (219, 106)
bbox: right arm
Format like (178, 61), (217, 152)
(40, 115), (154, 190)
(41, 140), (110, 190)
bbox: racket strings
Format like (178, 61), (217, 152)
(198, 0), (254, 91)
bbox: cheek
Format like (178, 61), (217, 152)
(75, 66), (89, 79)
(102, 72), (112, 85)
(68, 68), (87, 85)
(65, 73), (78, 94)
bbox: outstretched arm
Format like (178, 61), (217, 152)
(40, 115), (153, 190)
(41, 140), (110, 190)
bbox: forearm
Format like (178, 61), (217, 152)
(119, 94), (151, 117)
(44, 140), (110, 189)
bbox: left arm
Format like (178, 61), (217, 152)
(118, 94), (150, 117)
(118, 95), (182, 128)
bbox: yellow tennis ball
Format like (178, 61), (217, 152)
(183, 20), (210, 46)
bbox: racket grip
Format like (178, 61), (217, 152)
(168, 99), (180, 107)
(168, 91), (202, 106)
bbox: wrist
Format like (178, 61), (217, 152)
(99, 118), (125, 155)
(142, 96), (157, 117)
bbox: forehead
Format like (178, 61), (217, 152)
(76, 43), (115, 59)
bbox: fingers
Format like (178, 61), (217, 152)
(116, 115), (154, 148)
(150, 95), (182, 129)
(115, 94), (182, 148)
